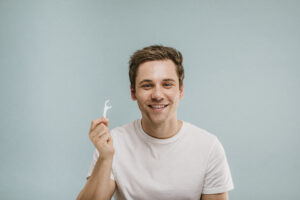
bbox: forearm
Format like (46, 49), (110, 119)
(77, 157), (114, 200)
(201, 192), (228, 200)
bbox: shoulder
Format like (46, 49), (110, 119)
(109, 119), (140, 141)
(181, 121), (221, 154)
(109, 120), (141, 155)
(182, 121), (217, 142)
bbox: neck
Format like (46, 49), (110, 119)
(141, 117), (182, 139)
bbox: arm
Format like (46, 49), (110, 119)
(77, 157), (116, 200)
(201, 192), (228, 200)
(202, 138), (234, 198)
(77, 118), (116, 200)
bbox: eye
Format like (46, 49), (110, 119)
(163, 83), (173, 88)
(142, 84), (152, 89)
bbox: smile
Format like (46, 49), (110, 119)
(148, 104), (168, 109)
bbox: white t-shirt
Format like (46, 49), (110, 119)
(87, 119), (234, 200)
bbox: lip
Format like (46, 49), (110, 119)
(148, 104), (169, 111)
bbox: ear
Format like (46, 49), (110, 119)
(130, 85), (137, 100)
(179, 84), (184, 99)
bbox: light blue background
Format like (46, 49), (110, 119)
(1, 0), (299, 199)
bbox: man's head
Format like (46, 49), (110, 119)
(129, 45), (184, 94)
(128, 45), (185, 125)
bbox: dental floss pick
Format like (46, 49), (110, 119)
(103, 99), (112, 118)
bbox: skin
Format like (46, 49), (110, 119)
(76, 118), (116, 200)
(201, 192), (228, 200)
(131, 59), (184, 139)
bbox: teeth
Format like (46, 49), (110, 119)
(151, 105), (166, 108)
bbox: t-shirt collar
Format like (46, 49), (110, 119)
(135, 119), (185, 144)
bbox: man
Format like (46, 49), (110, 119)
(77, 45), (234, 200)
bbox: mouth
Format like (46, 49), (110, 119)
(148, 104), (168, 111)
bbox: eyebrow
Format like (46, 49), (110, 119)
(138, 79), (176, 85)
(162, 79), (176, 83)
(138, 79), (152, 85)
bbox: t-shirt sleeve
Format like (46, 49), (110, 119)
(202, 137), (234, 194)
(86, 149), (115, 181)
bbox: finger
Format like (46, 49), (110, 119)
(90, 118), (109, 132)
(90, 123), (108, 138)
(107, 135), (113, 145)
(91, 118), (109, 130)
(96, 132), (111, 145)
(90, 124), (109, 141)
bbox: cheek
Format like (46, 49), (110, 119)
(135, 91), (149, 101)
(166, 90), (180, 100)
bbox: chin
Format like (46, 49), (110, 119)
(149, 116), (169, 124)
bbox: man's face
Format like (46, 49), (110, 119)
(131, 59), (184, 124)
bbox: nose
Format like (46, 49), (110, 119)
(151, 86), (164, 101)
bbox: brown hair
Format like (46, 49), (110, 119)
(129, 45), (184, 93)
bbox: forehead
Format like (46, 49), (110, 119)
(136, 60), (178, 81)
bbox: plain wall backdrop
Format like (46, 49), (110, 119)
(0, 0), (299, 199)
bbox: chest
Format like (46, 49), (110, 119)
(113, 141), (208, 200)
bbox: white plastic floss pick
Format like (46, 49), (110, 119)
(103, 99), (112, 118)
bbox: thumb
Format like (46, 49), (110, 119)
(102, 117), (109, 127)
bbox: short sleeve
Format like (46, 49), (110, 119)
(86, 149), (115, 181)
(202, 138), (234, 194)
